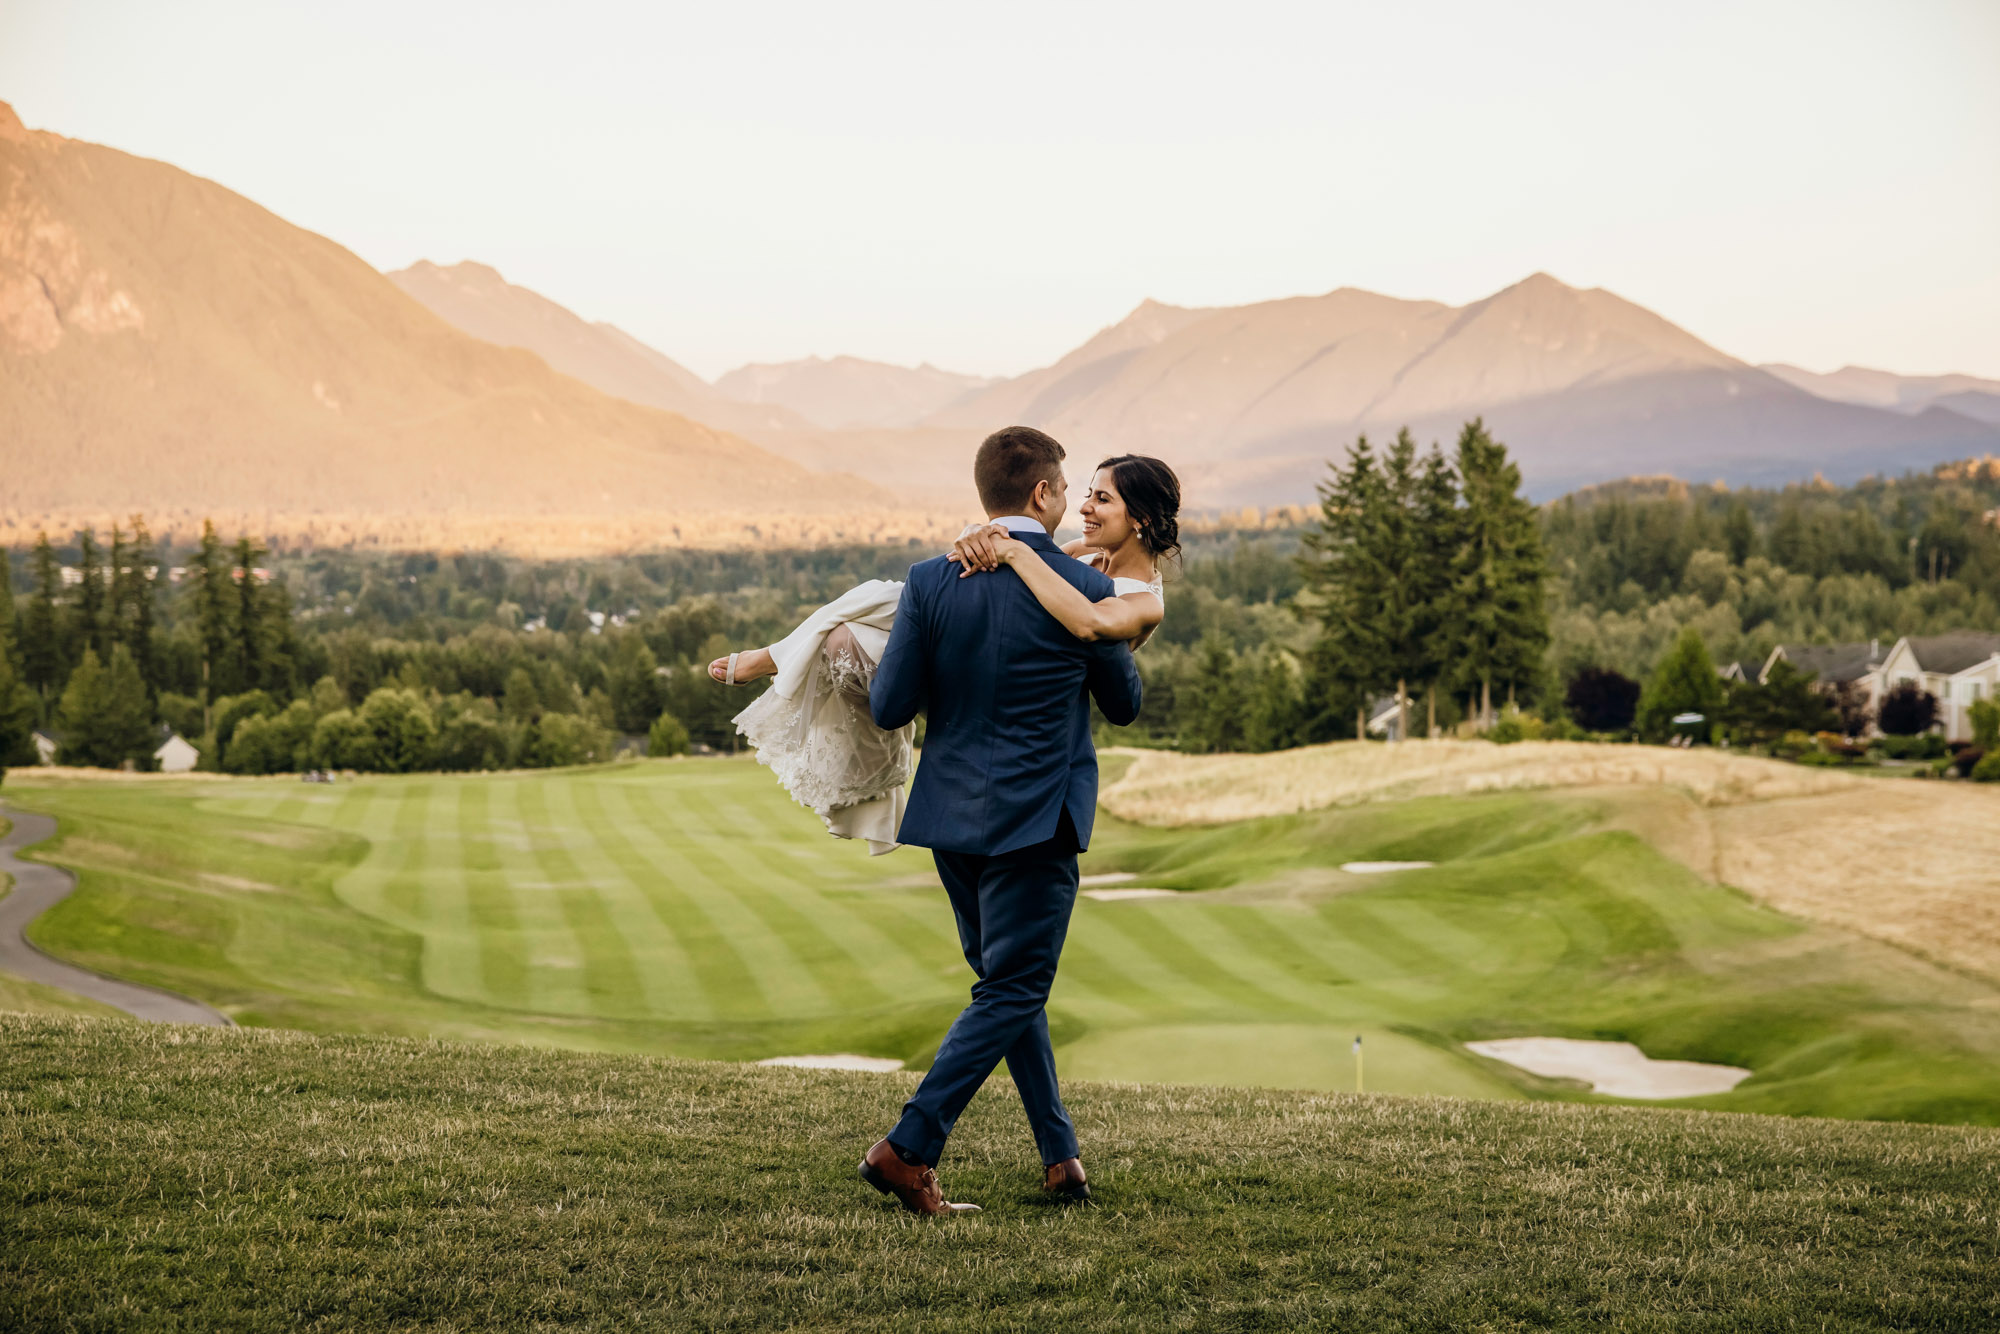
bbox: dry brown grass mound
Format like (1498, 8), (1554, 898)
(1100, 739), (1859, 826)
(1102, 740), (2000, 985)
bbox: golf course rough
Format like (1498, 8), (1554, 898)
(4, 758), (2000, 1124)
(2, 1015), (1996, 1331)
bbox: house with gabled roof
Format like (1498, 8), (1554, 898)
(1878, 632), (2000, 742)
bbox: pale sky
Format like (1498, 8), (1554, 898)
(3, 0), (1995, 381)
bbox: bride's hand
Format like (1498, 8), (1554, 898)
(947, 523), (1028, 577)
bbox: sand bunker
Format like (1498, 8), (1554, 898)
(756, 1054), (903, 1073)
(1082, 888), (1179, 902)
(1465, 1037), (1750, 1099)
(1340, 861), (1435, 874)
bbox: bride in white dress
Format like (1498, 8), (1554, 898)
(708, 454), (1181, 854)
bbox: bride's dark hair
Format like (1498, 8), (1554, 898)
(1096, 455), (1181, 565)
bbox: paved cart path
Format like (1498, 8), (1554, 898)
(0, 803), (231, 1025)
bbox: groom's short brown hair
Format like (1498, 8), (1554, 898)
(975, 426), (1066, 515)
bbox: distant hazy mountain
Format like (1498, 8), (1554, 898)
(387, 260), (826, 442)
(928, 275), (2000, 502)
(1761, 363), (2000, 426)
(0, 102), (912, 553)
(716, 355), (994, 429)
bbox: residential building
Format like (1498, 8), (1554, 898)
(1877, 633), (2000, 742)
(153, 733), (201, 774)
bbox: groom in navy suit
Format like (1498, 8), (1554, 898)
(860, 425), (1143, 1215)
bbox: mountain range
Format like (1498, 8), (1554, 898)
(6, 98), (1996, 554)
(1759, 363), (2000, 427)
(0, 102), (938, 555)
(916, 280), (2000, 503)
(402, 264), (2000, 508)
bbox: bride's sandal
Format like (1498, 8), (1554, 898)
(709, 648), (775, 686)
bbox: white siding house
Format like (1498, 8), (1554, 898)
(153, 733), (201, 774)
(1877, 633), (2000, 742)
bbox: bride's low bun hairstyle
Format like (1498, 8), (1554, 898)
(1097, 454), (1182, 565)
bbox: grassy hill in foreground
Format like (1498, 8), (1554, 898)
(8, 756), (2000, 1125)
(3, 1015), (1996, 1331)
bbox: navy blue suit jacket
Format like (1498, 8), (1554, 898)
(870, 530), (1143, 856)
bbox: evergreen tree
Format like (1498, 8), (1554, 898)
(1723, 500), (1757, 565)
(125, 518), (160, 697)
(1720, 659), (1836, 747)
(0, 637), (36, 766)
(258, 574), (299, 699)
(1634, 628), (1725, 742)
(191, 521), (237, 718)
(1450, 420), (1548, 728)
(55, 646), (154, 768)
(1411, 440), (1463, 737)
(647, 710), (691, 757)
(106, 524), (130, 656)
(0, 547), (17, 674)
(1179, 633), (1244, 753)
(1303, 429), (1459, 741)
(1300, 436), (1397, 738)
(235, 535), (266, 695)
(74, 530), (107, 662)
(1242, 652), (1304, 753)
(21, 533), (63, 717)
(607, 634), (666, 733)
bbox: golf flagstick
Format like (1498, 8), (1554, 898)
(1353, 1035), (1363, 1093)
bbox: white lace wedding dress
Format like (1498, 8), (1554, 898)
(732, 560), (1162, 856)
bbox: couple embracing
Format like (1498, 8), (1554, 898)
(710, 426), (1182, 1214)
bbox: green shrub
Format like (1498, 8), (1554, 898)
(1973, 750), (2000, 783)
(1878, 733), (1945, 761)
(1971, 698), (2000, 750)
(224, 701), (316, 774)
(211, 690), (276, 751)
(156, 691), (205, 740)
(647, 711), (691, 758)
(357, 689), (438, 774)
(431, 695), (506, 772)
(523, 712), (614, 768)
(1489, 709), (1543, 745)
(310, 709), (376, 771)
(1538, 714), (1585, 742)
(1774, 730), (1814, 759)
(1795, 749), (1848, 767)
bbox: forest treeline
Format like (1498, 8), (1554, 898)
(2, 445), (1997, 772)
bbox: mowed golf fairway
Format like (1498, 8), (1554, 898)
(10, 757), (2000, 1123)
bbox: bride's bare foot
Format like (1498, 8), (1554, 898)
(709, 647), (776, 685)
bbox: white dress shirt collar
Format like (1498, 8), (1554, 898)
(991, 515), (1049, 537)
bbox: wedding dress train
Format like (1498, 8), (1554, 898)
(731, 579), (911, 855)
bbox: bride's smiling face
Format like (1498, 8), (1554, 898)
(1079, 470), (1135, 549)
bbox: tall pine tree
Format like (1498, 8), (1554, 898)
(21, 533), (63, 719)
(125, 518), (160, 698)
(74, 530), (107, 662)
(1450, 420), (1548, 728)
(235, 534), (265, 694)
(191, 520), (237, 718)
(1300, 435), (1396, 738)
(55, 645), (154, 768)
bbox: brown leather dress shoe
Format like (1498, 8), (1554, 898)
(1043, 1156), (1091, 1203)
(859, 1139), (981, 1216)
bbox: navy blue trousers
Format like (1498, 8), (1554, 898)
(890, 815), (1081, 1168)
